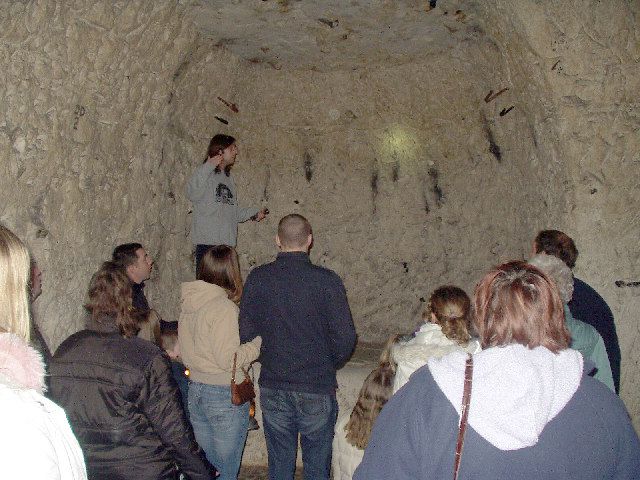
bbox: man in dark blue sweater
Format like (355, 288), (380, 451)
(534, 229), (621, 393)
(240, 214), (356, 480)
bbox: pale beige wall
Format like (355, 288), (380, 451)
(0, 1), (199, 347)
(476, 0), (640, 431)
(169, 36), (567, 340)
(0, 0), (637, 430)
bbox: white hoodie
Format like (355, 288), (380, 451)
(428, 344), (583, 450)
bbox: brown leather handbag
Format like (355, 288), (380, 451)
(231, 353), (255, 406)
(453, 354), (474, 480)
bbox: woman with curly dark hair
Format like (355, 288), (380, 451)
(49, 261), (215, 480)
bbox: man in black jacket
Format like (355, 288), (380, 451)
(112, 242), (153, 311)
(533, 229), (621, 393)
(240, 214), (356, 480)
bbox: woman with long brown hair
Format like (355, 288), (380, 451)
(49, 261), (213, 480)
(179, 245), (261, 480)
(332, 336), (398, 480)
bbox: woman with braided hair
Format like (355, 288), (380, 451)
(391, 285), (481, 393)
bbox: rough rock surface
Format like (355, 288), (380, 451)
(0, 0), (637, 437)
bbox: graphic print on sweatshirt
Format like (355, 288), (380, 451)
(215, 183), (235, 205)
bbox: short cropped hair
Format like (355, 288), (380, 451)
(85, 261), (143, 338)
(425, 286), (472, 344)
(277, 214), (312, 249)
(0, 225), (31, 341)
(473, 261), (570, 353)
(528, 253), (574, 304)
(534, 230), (578, 269)
(197, 245), (243, 304)
(112, 243), (143, 269)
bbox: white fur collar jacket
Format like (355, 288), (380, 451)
(0, 332), (87, 479)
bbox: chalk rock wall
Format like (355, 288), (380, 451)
(0, 0), (637, 431)
(0, 0), (199, 348)
(167, 18), (567, 340)
(476, 0), (640, 430)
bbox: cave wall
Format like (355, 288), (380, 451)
(0, 0), (199, 347)
(475, 0), (640, 430)
(167, 29), (567, 341)
(0, 0), (637, 430)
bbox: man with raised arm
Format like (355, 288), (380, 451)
(186, 134), (267, 271)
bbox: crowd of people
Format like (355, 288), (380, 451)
(0, 133), (638, 479)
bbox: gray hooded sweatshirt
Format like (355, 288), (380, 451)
(186, 162), (258, 246)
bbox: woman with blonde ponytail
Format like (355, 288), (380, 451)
(391, 285), (481, 393)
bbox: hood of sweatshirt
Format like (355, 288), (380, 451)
(428, 344), (583, 451)
(180, 280), (229, 314)
(0, 333), (46, 394)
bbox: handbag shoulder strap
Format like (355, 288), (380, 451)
(453, 354), (474, 480)
(231, 352), (238, 383)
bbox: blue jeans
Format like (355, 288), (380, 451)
(188, 382), (249, 480)
(260, 387), (338, 480)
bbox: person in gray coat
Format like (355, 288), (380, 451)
(186, 134), (267, 271)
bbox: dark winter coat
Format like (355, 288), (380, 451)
(239, 251), (356, 394)
(569, 277), (621, 393)
(49, 317), (214, 480)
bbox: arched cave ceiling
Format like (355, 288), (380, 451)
(183, 0), (478, 71)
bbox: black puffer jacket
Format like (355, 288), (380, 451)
(49, 319), (214, 480)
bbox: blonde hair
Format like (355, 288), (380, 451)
(426, 285), (471, 344)
(344, 335), (398, 449)
(160, 331), (178, 352)
(0, 225), (31, 341)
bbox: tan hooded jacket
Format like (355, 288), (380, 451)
(179, 280), (261, 385)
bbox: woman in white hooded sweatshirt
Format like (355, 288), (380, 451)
(179, 245), (261, 480)
(355, 261), (640, 479)
(392, 285), (481, 393)
(0, 224), (87, 479)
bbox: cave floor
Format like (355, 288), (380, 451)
(239, 466), (303, 479)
